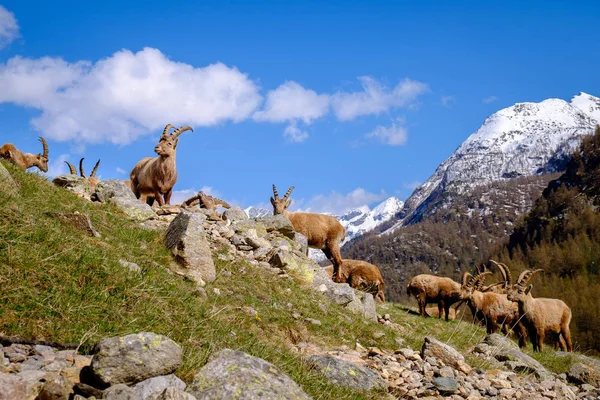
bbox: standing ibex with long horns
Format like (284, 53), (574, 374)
(0, 137), (49, 173)
(271, 185), (347, 282)
(506, 267), (573, 352)
(130, 124), (193, 206)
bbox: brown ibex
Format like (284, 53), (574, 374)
(0, 137), (49, 172)
(79, 158), (101, 191)
(506, 268), (573, 352)
(406, 274), (462, 321)
(271, 185), (346, 282)
(323, 259), (385, 302)
(130, 124), (193, 206)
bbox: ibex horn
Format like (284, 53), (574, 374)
(490, 260), (511, 286)
(283, 186), (295, 200)
(162, 124), (176, 136)
(171, 126), (193, 139)
(79, 158), (86, 178)
(91, 159), (100, 178)
(468, 271), (492, 290)
(64, 161), (76, 175)
(517, 269), (544, 287)
(39, 137), (48, 158)
(272, 184), (279, 200)
(461, 272), (473, 287)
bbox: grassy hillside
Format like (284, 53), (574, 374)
(0, 160), (587, 398)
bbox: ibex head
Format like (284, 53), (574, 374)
(154, 124), (193, 157)
(271, 184), (294, 215)
(506, 268), (544, 302)
(459, 270), (492, 299)
(35, 137), (49, 172)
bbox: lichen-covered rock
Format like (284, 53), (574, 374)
(257, 215), (296, 238)
(111, 197), (156, 222)
(93, 179), (136, 202)
(52, 175), (90, 198)
(293, 232), (308, 253)
(164, 211), (216, 284)
(222, 206), (248, 223)
(483, 334), (519, 350)
(433, 377), (457, 395)
(0, 162), (18, 197)
(132, 374), (186, 399)
(102, 384), (137, 400)
(186, 349), (311, 399)
(158, 387), (197, 400)
(477, 335), (549, 377)
(91, 332), (183, 386)
(270, 250), (320, 283)
(421, 337), (472, 375)
(568, 363), (600, 387)
(307, 354), (386, 392)
(0, 373), (26, 400)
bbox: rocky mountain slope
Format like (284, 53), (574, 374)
(386, 92), (600, 230)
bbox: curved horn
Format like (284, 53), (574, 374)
(475, 271), (488, 291)
(162, 124), (176, 136)
(79, 158), (86, 178)
(64, 161), (76, 175)
(517, 269), (544, 286)
(91, 159), (100, 178)
(490, 260), (509, 285)
(283, 186), (295, 201)
(171, 125), (193, 139)
(468, 271), (492, 290)
(272, 184), (279, 200)
(461, 272), (473, 287)
(39, 137), (48, 158)
(481, 282), (504, 293)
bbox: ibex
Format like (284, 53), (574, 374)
(406, 274), (462, 321)
(323, 259), (385, 302)
(506, 268), (573, 352)
(271, 185), (346, 282)
(65, 158), (101, 191)
(130, 124), (193, 206)
(0, 137), (49, 172)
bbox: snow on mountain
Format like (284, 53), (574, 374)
(244, 206), (271, 218)
(385, 92), (600, 233)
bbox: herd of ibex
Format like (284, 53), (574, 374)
(1, 124), (575, 352)
(407, 260), (573, 352)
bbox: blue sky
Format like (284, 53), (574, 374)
(1, 1), (599, 213)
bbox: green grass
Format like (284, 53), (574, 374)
(0, 160), (596, 398)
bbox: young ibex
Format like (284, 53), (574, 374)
(459, 270), (527, 348)
(0, 137), (49, 172)
(406, 274), (462, 321)
(506, 268), (573, 352)
(130, 124), (193, 206)
(271, 185), (346, 282)
(323, 259), (385, 302)
(183, 191), (231, 211)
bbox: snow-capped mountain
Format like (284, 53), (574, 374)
(385, 92), (600, 232)
(244, 206), (271, 218)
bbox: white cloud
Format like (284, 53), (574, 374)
(116, 167), (126, 174)
(0, 48), (262, 145)
(0, 6), (19, 49)
(441, 95), (455, 108)
(331, 77), (429, 121)
(301, 187), (388, 215)
(483, 96), (498, 104)
(46, 153), (70, 178)
(253, 81), (329, 124)
(283, 121), (309, 143)
(170, 186), (222, 205)
(365, 119), (408, 146)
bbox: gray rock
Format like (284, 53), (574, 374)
(187, 349), (310, 399)
(37, 375), (73, 400)
(269, 250), (320, 283)
(421, 337), (472, 375)
(437, 366), (455, 378)
(103, 384), (138, 400)
(307, 354), (386, 392)
(52, 175), (90, 198)
(480, 334), (549, 377)
(91, 332), (183, 386)
(132, 374), (186, 399)
(0, 162), (18, 197)
(158, 387), (197, 400)
(293, 233), (308, 254)
(483, 334), (519, 350)
(111, 196), (156, 222)
(119, 259), (141, 273)
(94, 179), (136, 202)
(222, 207), (248, 223)
(256, 215), (296, 238)
(0, 373), (26, 400)
(434, 377), (458, 395)
(567, 362), (600, 387)
(164, 211), (216, 284)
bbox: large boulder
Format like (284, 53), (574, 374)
(421, 337), (472, 375)
(270, 249), (321, 283)
(91, 332), (183, 386)
(0, 162), (18, 197)
(93, 179), (136, 202)
(256, 215), (296, 239)
(307, 354), (386, 392)
(52, 175), (90, 199)
(186, 349), (311, 399)
(477, 334), (549, 377)
(567, 362), (600, 387)
(164, 211), (216, 284)
(222, 207), (248, 223)
(132, 374), (186, 399)
(93, 179), (155, 222)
